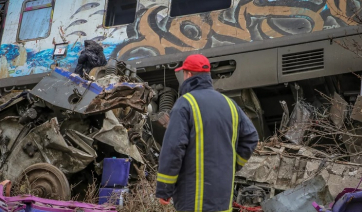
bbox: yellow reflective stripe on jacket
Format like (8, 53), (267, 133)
(183, 93), (204, 212)
(157, 173), (178, 184)
(223, 95), (239, 211)
(237, 154), (248, 166)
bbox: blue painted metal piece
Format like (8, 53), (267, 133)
(29, 67), (146, 114)
(29, 67), (99, 114)
(101, 158), (130, 187)
(98, 188), (128, 206)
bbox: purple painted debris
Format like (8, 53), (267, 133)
(0, 184), (117, 212)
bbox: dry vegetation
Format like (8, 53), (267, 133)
(119, 176), (176, 212)
(68, 168), (176, 212)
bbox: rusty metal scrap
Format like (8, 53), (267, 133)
(0, 59), (162, 205)
(236, 185), (267, 207)
(0, 117), (30, 168)
(16, 163), (71, 200)
(85, 81), (154, 114)
(0, 91), (27, 112)
(150, 112), (170, 129)
(2, 117), (97, 180)
(30, 67), (153, 115)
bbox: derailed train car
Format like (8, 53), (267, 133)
(1, 0), (362, 204)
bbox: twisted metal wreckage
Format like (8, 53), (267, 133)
(0, 60), (160, 204)
(236, 91), (362, 211)
(1, 59), (362, 211)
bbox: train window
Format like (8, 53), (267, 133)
(18, 0), (54, 41)
(105, 0), (137, 27)
(0, 2), (5, 43)
(170, 0), (232, 17)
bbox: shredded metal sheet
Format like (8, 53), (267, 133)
(93, 111), (144, 163)
(30, 68), (153, 114)
(237, 144), (362, 198)
(2, 118), (97, 180)
(261, 175), (333, 212)
(85, 81), (153, 114)
(330, 92), (347, 129)
(284, 101), (311, 144)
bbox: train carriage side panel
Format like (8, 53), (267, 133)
(0, 0), (362, 89)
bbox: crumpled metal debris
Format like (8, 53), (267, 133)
(343, 128), (362, 164)
(0, 60), (154, 186)
(30, 68), (153, 115)
(330, 92), (347, 129)
(351, 95), (362, 122)
(0, 117), (32, 170)
(236, 143), (362, 198)
(85, 81), (153, 114)
(0, 59), (160, 204)
(261, 175), (333, 212)
(236, 185), (267, 206)
(284, 101), (312, 144)
(279, 100), (289, 131)
(93, 111), (144, 163)
(0, 91), (28, 112)
(2, 117), (97, 180)
(228, 89), (265, 139)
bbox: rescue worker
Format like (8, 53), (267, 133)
(74, 40), (107, 78)
(156, 54), (259, 211)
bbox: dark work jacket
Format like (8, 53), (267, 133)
(156, 73), (259, 211)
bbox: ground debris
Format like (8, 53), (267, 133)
(261, 175), (333, 212)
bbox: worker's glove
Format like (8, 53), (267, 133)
(159, 198), (171, 205)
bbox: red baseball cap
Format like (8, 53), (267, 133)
(175, 54), (210, 72)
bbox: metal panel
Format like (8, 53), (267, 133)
(127, 25), (362, 68)
(281, 49), (324, 74)
(29, 67), (152, 115)
(351, 95), (362, 122)
(0, 73), (47, 89)
(212, 49), (278, 91)
(30, 68), (97, 113)
(278, 34), (362, 83)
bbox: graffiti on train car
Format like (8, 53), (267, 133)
(0, 0), (119, 79)
(116, 0), (361, 61)
(0, 0), (361, 80)
(0, 43), (117, 78)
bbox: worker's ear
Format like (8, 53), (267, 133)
(183, 71), (193, 81)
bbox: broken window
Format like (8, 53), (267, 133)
(170, 0), (232, 17)
(18, 0), (53, 41)
(105, 0), (137, 27)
